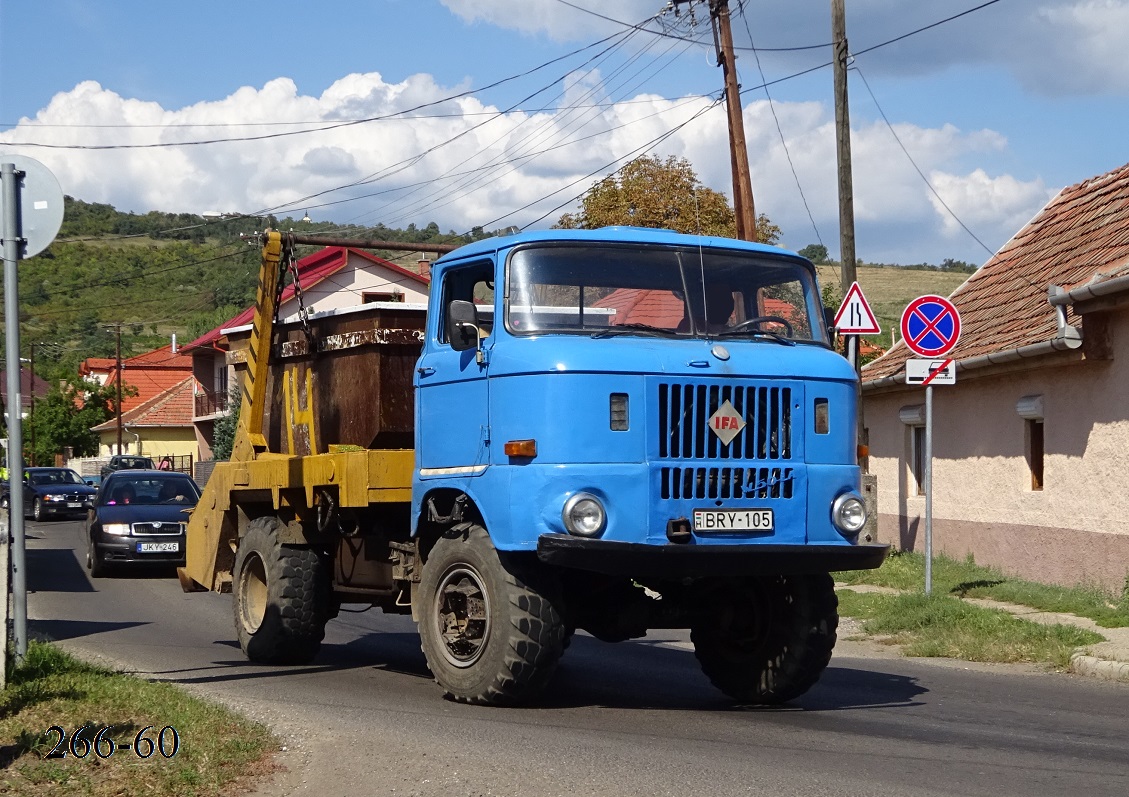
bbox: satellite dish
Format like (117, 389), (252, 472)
(0, 154), (65, 259)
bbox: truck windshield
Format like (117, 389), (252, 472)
(506, 244), (826, 343)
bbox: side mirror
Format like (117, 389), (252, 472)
(447, 300), (481, 353)
(823, 306), (836, 333)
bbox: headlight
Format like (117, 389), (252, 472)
(562, 493), (606, 537)
(46, 494), (67, 502)
(102, 523), (131, 536)
(832, 493), (867, 535)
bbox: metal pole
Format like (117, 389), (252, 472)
(924, 384), (934, 595)
(2, 161), (28, 660)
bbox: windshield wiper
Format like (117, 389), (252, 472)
(715, 328), (797, 346)
(591, 323), (675, 339)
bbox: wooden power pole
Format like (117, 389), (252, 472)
(115, 324), (123, 454)
(674, 0), (757, 241)
(831, 0), (868, 471)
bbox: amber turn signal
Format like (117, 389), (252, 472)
(857, 444), (869, 459)
(504, 439), (538, 458)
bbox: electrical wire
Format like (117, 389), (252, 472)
(735, 0), (824, 249)
(852, 65), (994, 257)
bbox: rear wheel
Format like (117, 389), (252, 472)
(691, 572), (838, 705)
(232, 517), (332, 664)
(418, 525), (565, 705)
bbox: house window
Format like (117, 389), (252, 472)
(363, 291), (404, 303)
(899, 404), (927, 497)
(1026, 419), (1044, 491)
(912, 425), (926, 496)
(1016, 395), (1045, 492)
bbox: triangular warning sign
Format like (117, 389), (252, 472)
(833, 281), (881, 334)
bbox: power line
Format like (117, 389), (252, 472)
(852, 65), (994, 257)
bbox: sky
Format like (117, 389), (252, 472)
(2, 0), (1127, 266)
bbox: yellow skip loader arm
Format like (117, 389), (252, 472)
(177, 231), (418, 593)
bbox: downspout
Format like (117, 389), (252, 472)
(863, 287), (1084, 390)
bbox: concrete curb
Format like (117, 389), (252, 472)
(1070, 653), (1129, 683)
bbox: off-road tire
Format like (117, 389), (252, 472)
(691, 572), (838, 705)
(32, 498), (44, 522)
(418, 524), (565, 706)
(232, 517), (332, 665)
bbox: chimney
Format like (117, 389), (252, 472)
(171, 333), (178, 354)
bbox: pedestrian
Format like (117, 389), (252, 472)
(158, 456), (172, 471)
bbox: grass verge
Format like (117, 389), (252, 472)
(1, 641), (275, 797)
(837, 590), (1103, 668)
(835, 551), (1129, 628)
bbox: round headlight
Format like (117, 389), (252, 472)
(832, 493), (867, 535)
(562, 493), (606, 537)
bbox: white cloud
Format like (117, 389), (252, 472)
(0, 71), (1047, 264)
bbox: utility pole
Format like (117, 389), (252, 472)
(831, 0), (867, 472)
(28, 344), (35, 466)
(673, 0), (757, 241)
(115, 325), (123, 455)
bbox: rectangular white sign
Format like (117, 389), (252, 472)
(906, 358), (956, 385)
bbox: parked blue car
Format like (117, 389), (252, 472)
(0, 467), (99, 521)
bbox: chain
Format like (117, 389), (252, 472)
(281, 231), (314, 343)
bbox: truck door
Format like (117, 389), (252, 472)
(415, 262), (495, 476)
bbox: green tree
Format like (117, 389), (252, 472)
(27, 379), (120, 463)
(211, 386), (242, 461)
(556, 155), (780, 243)
(798, 243), (830, 264)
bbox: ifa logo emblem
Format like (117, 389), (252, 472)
(708, 400), (746, 445)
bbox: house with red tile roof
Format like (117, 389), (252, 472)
(79, 344), (194, 414)
(860, 160), (1129, 590)
(182, 246), (429, 461)
(90, 377), (196, 462)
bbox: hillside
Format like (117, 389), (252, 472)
(5, 197), (974, 381)
(816, 264), (971, 350)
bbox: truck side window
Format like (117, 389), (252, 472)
(440, 263), (495, 344)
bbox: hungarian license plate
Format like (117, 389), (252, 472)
(137, 541), (180, 553)
(693, 509), (773, 532)
(67, 502), (82, 508)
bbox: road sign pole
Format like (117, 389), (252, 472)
(924, 384), (933, 596)
(2, 162), (28, 662)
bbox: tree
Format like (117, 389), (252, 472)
(27, 379), (119, 463)
(211, 386), (242, 461)
(556, 155), (780, 244)
(798, 244), (830, 264)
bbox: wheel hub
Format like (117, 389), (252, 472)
(238, 553), (269, 634)
(434, 565), (490, 668)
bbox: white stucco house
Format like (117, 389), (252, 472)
(861, 161), (1129, 591)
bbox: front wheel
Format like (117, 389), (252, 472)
(87, 535), (109, 578)
(32, 498), (44, 522)
(232, 517), (332, 665)
(418, 525), (565, 705)
(691, 572), (838, 705)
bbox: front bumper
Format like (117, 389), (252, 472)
(537, 533), (889, 578)
(95, 536), (187, 566)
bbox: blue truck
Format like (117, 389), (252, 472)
(181, 227), (887, 706)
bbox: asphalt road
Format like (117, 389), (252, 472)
(22, 518), (1129, 797)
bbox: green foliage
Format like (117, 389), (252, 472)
(798, 243), (830, 264)
(556, 154), (781, 243)
(26, 379), (123, 462)
(210, 387), (242, 461)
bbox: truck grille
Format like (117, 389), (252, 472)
(657, 382), (793, 461)
(660, 466), (795, 500)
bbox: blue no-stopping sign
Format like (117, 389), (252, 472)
(900, 295), (961, 357)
